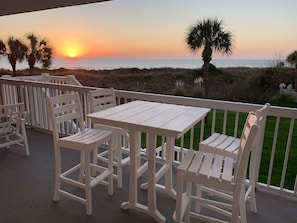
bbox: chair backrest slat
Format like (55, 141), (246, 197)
(234, 112), (259, 185)
(89, 88), (116, 112)
(250, 103), (270, 182)
(47, 93), (85, 141)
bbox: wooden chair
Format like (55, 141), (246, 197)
(199, 103), (270, 213)
(0, 103), (29, 156)
(174, 112), (259, 223)
(46, 93), (113, 215)
(89, 88), (130, 188)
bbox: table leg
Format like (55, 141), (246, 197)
(163, 137), (176, 198)
(141, 137), (176, 199)
(121, 130), (140, 207)
(147, 133), (166, 222)
(121, 132), (166, 223)
(147, 133), (157, 211)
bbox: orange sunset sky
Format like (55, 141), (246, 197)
(0, 0), (296, 60)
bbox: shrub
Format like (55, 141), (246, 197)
(270, 92), (297, 107)
(0, 69), (12, 76)
(192, 86), (204, 97)
(173, 80), (185, 96)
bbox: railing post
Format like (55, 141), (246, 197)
(294, 175), (297, 194)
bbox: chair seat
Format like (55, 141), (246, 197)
(179, 149), (235, 191)
(59, 128), (112, 150)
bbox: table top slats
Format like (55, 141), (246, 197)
(87, 100), (210, 138)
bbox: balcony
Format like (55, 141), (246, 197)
(1, 75), (297, 222)
(1, 128), (297, 223)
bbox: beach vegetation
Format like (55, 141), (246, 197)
(0, 40), (6, 55)
(186, 18), (233, 97)
(192, 77), (204, 97)
(271, 92), (296, 107)
(192, 85), (204, 98)
(0, 68), (12, 76)
(173, 80), (185, 96)
(286, 50), (297, 92)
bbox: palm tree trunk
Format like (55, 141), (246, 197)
(295, 65), (297, 92)
(203, 62), (209, 98)
(11, 65), (16, 77)
(28, 54), (35, 75)
(9, 57), (17, 77)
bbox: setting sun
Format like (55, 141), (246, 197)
(54, 38), (91, 58)
(69, 52), (76, 58)
(65, 46), (79, 58)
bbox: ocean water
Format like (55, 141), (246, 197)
(0, 57), (279, 71)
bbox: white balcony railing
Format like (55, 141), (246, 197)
(1, 75), (297, 200)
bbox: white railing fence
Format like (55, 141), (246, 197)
(1, 76), (297, 199)
(0, 77), (94, 129)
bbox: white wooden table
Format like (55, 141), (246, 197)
(87, 100), (210, 222)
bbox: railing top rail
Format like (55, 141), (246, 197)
(0, 77), (96, 93)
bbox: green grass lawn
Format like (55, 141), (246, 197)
(261, 116), (297, 189)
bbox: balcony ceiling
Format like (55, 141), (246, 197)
(0, 0), (111, 16)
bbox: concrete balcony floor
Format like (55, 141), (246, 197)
(1, 128), (297, 223)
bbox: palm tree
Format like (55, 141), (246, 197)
(286, 50), (297, 92)
(6, 36), (28, 76)
(186, 18), (233, 97)
(41, 46), (53, 68)
(26, 33), (53, 74)
(0, 40), (6, 55)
